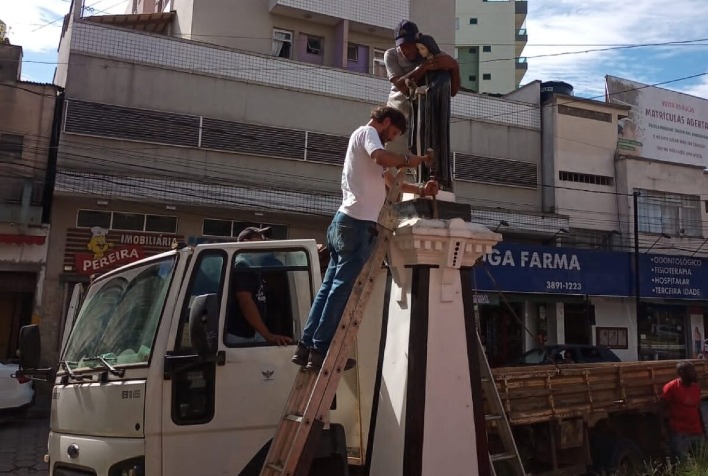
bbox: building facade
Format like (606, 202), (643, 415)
(37, 0), (549, 365)
(0, 42), (62, 359)
(454, 0), (527, 94)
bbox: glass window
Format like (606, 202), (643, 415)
(373, 49), (386, 77)
(454, 17), (459, 30)
(468, 75), (477, 82)
(482, 45), (492, 52)
(272, 29), (293, 58)
(77, 209), (112, 229)
(637, 189), (701, 237)
(347, 44), (359, 62)
(225, 249), (311, 347)
(64, 256), (176, 369)
(112, 212), (145, 231)
(483, 73), (492, 80)
(306, 36), (323, 55)
(638, 305), (687, 360)
(203, 219), (232, 237)
(469, 18), (478, 24)
(0, 134), (23, 161)
(468, 47), (477, 54)
(232, 221), (260, 238)
(146, 214), (177, 233)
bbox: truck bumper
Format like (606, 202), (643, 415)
(49, 430), (144, 476)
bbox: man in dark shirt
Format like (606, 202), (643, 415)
(225, 227), (292, 346)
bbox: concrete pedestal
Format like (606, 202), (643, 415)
(367, 218), (501, 476)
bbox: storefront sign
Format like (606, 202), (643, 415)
(640, 254), (706, 299)
(64, 227), (183, 275)
(472, 244), (708, 300)
(472, 243), (632, 296)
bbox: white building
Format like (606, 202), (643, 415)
(455, 0), (527, 94)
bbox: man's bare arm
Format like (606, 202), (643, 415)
(235, 291), (292, 346)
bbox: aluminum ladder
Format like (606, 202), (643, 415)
(260, 170), (405, 476)
(477, 332), (526, 476)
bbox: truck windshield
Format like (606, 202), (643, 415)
(63, 256), (177, 371)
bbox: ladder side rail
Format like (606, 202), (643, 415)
(260, 170), (405, 476)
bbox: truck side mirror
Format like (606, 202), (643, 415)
(19, 325), (41, 370)
(189, 294), (219, 358)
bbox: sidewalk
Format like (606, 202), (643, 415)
(0, 392), (50, 475)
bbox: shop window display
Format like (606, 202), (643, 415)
(481, 302), (524, 367)
(638, 305), (687, 360)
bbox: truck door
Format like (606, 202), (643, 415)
(161, 245), (317, 476)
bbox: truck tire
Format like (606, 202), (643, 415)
(604, 438), (644, 475)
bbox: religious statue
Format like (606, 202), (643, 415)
(405, 34), (454, 190)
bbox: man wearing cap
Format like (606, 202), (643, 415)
(291, 105), (438, 371)
(384, 20), (460, 116)
(225, 226), (292, 346)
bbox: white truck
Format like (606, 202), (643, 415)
(20, 239), (376, 476)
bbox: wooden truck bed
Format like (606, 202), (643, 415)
(491, 359), (708, 427)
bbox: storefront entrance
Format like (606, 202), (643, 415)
(638, 304), (687, 361)
(0, 272), (36, 360)
(480, 302), (524, 367)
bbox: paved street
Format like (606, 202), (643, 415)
(0, 393), (50, 475)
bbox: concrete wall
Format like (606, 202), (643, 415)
(590, 297), (637, 361)
(552, 97), (626, 232)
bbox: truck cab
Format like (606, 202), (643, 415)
(23, 239), (356, 476)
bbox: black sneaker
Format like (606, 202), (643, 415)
(291, 342), (310, 366)
(305, 349), (356, 372)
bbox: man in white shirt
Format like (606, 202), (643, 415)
(292, 106), (439, 370)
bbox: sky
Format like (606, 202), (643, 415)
(1, 0), (707, 100)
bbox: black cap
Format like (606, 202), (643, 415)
(395, 20), (419, 46)
(237, 226), (271, 242)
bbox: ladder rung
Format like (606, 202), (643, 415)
(490, 452), (517, 463)
(266, 462), (284, 472)
(284, 414), (303, 423)
(485, 414), (503, 422)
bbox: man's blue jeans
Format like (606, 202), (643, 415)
(301, 212), (377, 353)
(669, 432), (705, 463)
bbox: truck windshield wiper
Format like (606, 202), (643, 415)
(59, 360), (86, 381)
(82, 355), (126, 377)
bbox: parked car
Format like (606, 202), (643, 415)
(0, 360), (34, 418)
(513, 344), (622, 366)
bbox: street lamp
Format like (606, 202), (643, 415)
(645, 233), (671, 253)
(493, 220), (510, 233)
(544, 227), (569, 245)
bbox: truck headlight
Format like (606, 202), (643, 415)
(108, 456), (145, 476)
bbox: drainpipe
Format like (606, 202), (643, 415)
(42, 90), (65, 224)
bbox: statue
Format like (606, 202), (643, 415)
(404, 34), (454, 190)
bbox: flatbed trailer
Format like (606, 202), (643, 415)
(490, 359), (708, 474)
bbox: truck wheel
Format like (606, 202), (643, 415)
(607, 438), (644, 475)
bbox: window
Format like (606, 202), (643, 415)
(469, 18), (478, 25)
(77, 210), (178, 233)
(146, 214), (178, 233)
(455, 17), (459, 30)
(306, 36), (323, 55)
(468, 75), (477, 82)
(373, 49), (386, 78)
(559, 171), (613, 186)
(77, 210), (111, 229)
(113, 212), (145, 231)
(202, 219), (288, 240)
(0, 134), (23, 161)
(483, 73), (492, 80)
(225, 249), (311, 347)
(468, 47), (477, 54)
(482, 45), (492, 53)
(272, 29), (293, 59)
(636, 189), (701, 237)
(203, 219), (232, 237)
(347, 43), (359, 62)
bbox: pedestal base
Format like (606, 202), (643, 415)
(394, 198), (472, 221)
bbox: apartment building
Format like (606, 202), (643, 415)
(455, 0), (527, 94)
(0, 41), (62, 359)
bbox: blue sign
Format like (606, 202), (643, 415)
(472, 243), (633, 296)
(640, 254), (706, 300)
